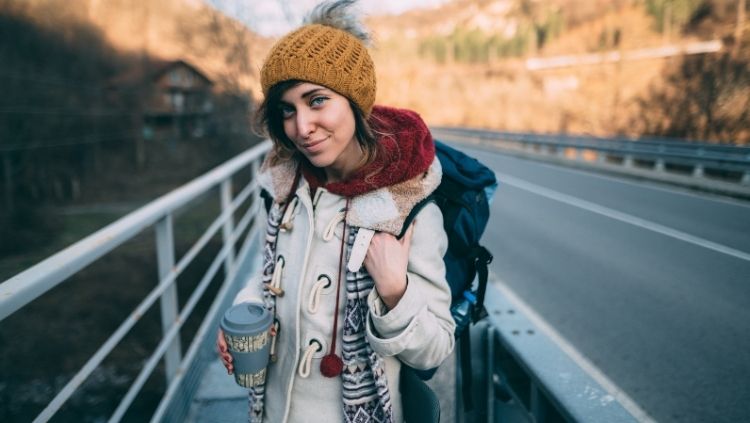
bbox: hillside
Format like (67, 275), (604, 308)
(366, 0), (749, 144)
(0, 0), (267, 255)
(0, 3), (271, 420)
(9, 0), (271, 95)
(60, 0), (746, 144)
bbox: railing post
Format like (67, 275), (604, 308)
(531, 384), (546, 422)
(252, 159), (262, 209)
(154, 214), (182, 385)
(251, 159), (261, 197)
(742, 171), (750, 185)
(655, 158), (666, 172)
(245, 159), (264, 257)
(623, 155), (634, 168)
(692, 164), (705, 178)
(3, 152), (14, 214)
(220, 179), (236, 278)
(486, 326), (495, 423)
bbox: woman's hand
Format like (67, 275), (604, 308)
(363, 222), (415, 310)
(217, 328), (233, 375)
(217, 324), (277, 375)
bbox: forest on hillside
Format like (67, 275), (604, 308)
(0, 1), (748, 421)
(1, 0), (748, 258)
(416, 0), (733, 63)
(0, 0), (262, 257)
(0, 3), (262, 420)
(371, 0), (749, 145)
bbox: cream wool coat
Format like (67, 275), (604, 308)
(233, 158), (455, 423)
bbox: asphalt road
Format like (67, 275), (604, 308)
(463, 145), (750, 423)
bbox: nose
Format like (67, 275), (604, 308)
(295, 109), (315, 139)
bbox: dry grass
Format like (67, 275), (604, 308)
(368, 3), (744, 141)
(367, 6), (647, 136)
(16, 0), (744, 142)
(373, 53), (667, 137)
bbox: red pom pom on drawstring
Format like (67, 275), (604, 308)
(319, 199), (349, 380)
(320, 353), (344, 377)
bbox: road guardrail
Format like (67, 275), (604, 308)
(432, 127), (750, 198)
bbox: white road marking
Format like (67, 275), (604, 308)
(491, 274), (658, 423)
(496, 172), (750, 262)
(506, 153), (750, 210)
(458, 143), (750, 210)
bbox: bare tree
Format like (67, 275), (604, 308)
(736, 0), (747, 55)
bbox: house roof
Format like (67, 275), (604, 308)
(108, 58), (213, 87)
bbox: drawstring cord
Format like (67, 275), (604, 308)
(298, 340), (322, 378)
(280, 197), (299, 231)
(319, 198), (350, 378)
(267, 165), (301, 367)
(270, 320), (280, 363)
(308, 275), (332, 314)
(322, 209), (346, 241)
(265, 256), (285, 296)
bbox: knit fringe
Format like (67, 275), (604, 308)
(247, 204), (393, 423)
(247, 203), (283, 423)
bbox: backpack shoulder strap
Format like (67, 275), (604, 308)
(397, 195), (435, 240)
(261, 188), (273, 214)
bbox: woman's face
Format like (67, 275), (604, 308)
(279, 82), (361, 182)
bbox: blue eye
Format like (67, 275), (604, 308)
(310, 96), (328, 107)
(280, 104), (295, 119)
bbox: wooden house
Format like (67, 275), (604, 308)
(110, 59), (214, 141)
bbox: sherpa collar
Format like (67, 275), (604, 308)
(256, 105), (442, 236)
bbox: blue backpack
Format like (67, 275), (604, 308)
(399, 140), (497, 406)
(262, 139), (497, 405)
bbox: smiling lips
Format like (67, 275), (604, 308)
(300, 137), (327, 154)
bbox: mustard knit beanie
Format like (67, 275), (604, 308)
(260, 6), (376, 116)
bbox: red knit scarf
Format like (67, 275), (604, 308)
(301, 105), (435, 196)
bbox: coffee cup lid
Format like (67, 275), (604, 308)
(221, 302), (272, 335)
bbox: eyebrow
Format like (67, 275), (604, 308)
(300, 88), (327, 99)
(280, 87), (329, 106)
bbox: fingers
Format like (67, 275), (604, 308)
(216, 329), (233, 374)
(217, 330), (226, 351)
(220, 351), (234, 374)
(218, 347), (234, 374)
(400, 220), (416, 247)
(217, 334), (228, 354)
(220, 352), (234, 374)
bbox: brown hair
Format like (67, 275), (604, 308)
(256, 80), (380, 168)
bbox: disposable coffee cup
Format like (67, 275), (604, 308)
(220, 302), (273, 388)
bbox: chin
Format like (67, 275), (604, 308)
(305, 154), (334, 169)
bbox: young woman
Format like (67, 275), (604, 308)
(217, 1), (454, 421)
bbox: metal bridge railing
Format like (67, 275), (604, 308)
(1, 136), (644, 422)
(0, 140), (273, 422)
(464, 281), (642, 423)
(432, 127), (750, 197)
